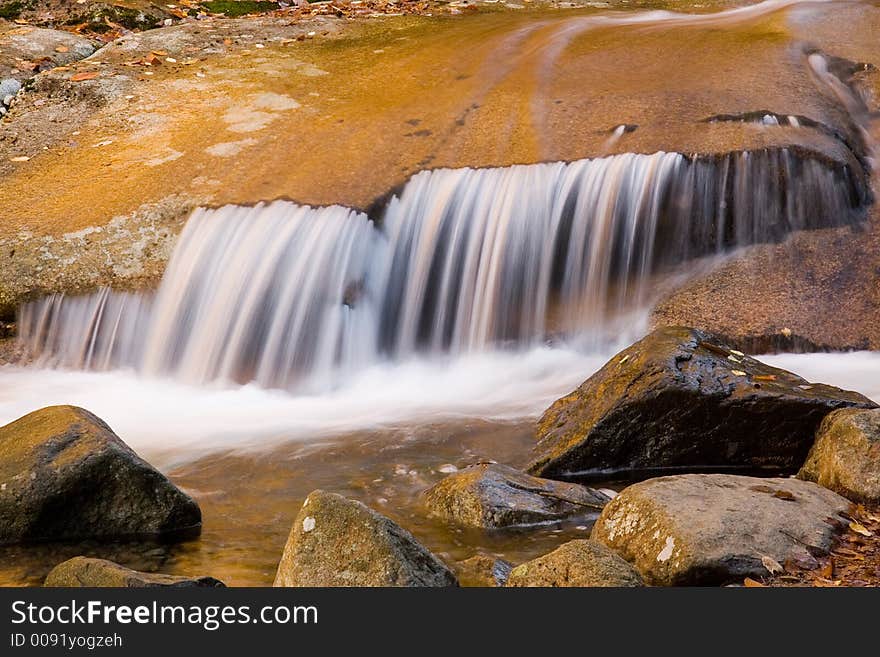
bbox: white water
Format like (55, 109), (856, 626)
(18, 149), (860, 392)
(0, 349), (877, 467)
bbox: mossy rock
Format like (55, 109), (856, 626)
(506, 540), (644, 587)
(274, 490), (457, 587)
(45, 557), (224, 588)
(0, 405), (201, 545)
(200, 1), (279, 17)
(799, 408), (880, 503)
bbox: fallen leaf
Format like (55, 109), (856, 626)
(743, 577), (765, 587)
(850, 521), (873, 537)
(754, 374), (777, 381)
(70, 71), (100, 82)
(731, 370), (747, 376)
(619, 355), (630, 365)
(773, 489), (796, 501)
(820, 558), (834, 579)
(730, 349), (745, 357)
(9, 156), (30, 162)
(761, 555), (784, 575)
(728, 355), (742, 363)
(55, 45), (70, 53)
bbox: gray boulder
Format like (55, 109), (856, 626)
(529, 327), (876, 479)
(274, 491), (457, 587)
(591, 474), (851, 586)
(423, 463), (610, 529)
(506, 540), (644, 587)
(45, 557), (224, 588)
(799, 408), (880, 502)
(0, 405), (201, 545)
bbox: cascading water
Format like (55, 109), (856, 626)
(18, 148), (865, 391)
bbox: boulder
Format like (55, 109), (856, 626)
(44, 557), (224, 588)
(799, 408), (880, 503)
(455, 554), (513, 587)
(505, 540), (644, 587)
(0, 405), (201, 545)
(590, 474), (851, 586)
(529, 327), (876, 479)
(0, 23), (95, 82)
(423, 463), (610, 529)
(274, 491), (457, 587)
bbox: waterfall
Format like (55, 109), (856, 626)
(18, 148), (865, 391)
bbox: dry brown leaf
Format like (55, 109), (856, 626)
(754, 374), (777, 381)
(743, 577), (765, 587)
(820, 558), (834, 579)
(850, 521), (873, 537)
(70, 71), (100, 82)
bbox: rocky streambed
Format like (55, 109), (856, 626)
(2, 327), (879, 587)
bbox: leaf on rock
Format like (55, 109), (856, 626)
(849, 521), (873, 537)
(743, 577), (765, 587)
(70, 71), (100, 82)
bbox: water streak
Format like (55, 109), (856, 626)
(18, 148), (864, 391)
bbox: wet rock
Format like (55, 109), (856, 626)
(799, 408), (880, 503)
(455, 554), (513, 587)
(0, 405), (201, 545)
(590, 474), (851, 586)
(505, 539), (644, 587)
(274, 490), (457, 587)
(423, 462), (609, 528)
(529, 327), (876, 479)
(44, 557), (224, 588)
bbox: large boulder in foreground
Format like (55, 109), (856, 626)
(44, 557), (224, 588)
(799, 408), (880, 503)
(506, 539), (644, 587)
(529, 327), (876, 479)
(274, 491), (457, 587)
(0, 405), (201, 545)
(423, 463), (610, 529)
(591, 474), (851, 586)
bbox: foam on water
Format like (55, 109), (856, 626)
(0, 349), (877, 467)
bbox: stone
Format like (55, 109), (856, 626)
(799, 408), (880, 503)
(529, 327), (876, 479)
(0, 405), (201, 545)
(0, 23), (95, 82)
(505, 540), (644, 587)
(590, 474), (852, 586)
(455, 554), (513, 587)
(423, 462), (609, 529)
(273, 490), (457, 587)
(44, 557), (224, 588)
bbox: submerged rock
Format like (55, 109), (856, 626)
(529, 327), (876, 479)
(423, 463), (610, 529)
(455, 554), (514, 587)
(44, 557), (224, 588)
(799, 408), (880, 503)
(274, 490), (457, 587)
(0, 405), (201, 545)
(591, 474), (851, 586)
(505, 539), (644, 587)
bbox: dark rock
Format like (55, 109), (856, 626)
(529, 327), (876, 479)
(44, 557), (224, 588)
(423, 462), (609, 528)
(455, 554), (513, 587)
(0, 405), (201, 545)
(274, 490), (457, 587)
(590, 474), (851, 586)
(799, 408), (880, 502)
(505, 539), (644, 587)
